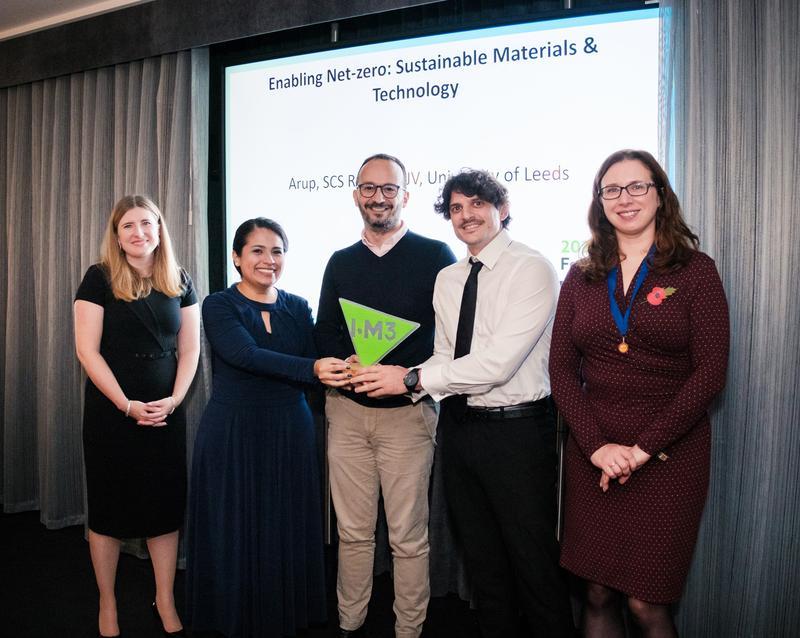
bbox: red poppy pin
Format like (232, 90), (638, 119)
(646, 286), (676, 306)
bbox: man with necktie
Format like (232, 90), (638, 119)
(354, 169), (574, 637)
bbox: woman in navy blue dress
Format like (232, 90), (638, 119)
(186, 218), (349, 637)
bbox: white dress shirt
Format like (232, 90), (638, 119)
(361, 220), (408, 256)
(419, 229), (558, 407)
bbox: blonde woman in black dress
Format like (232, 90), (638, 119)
(74, 195), (200, 637)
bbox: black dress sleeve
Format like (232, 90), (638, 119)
(180, 270), (198, 307)
(75, 264), (109, 307)
(202, 292), (317, 383)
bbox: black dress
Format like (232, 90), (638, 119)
(75, 264), (197, 538)
(186, 286), (326, 638)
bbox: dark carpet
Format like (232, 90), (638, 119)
(0, 511), (479, 638)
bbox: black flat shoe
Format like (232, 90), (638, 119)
(151, 601), (186, 637)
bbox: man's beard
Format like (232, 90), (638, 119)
(361, 203), (399, 233)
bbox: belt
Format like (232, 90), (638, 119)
(132, 349), (175, 360)
(465, 398), (550, 421)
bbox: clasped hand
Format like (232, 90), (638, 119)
(128, 396), (176, 427)
(590, 443), (651, 492)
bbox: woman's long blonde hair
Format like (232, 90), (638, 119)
(99, 195), (184, 301)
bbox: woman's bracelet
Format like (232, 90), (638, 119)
(168, 396), (176, 414)
(125, 400), (131, 417)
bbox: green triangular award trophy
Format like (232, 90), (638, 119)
(338, 298), (420, 367)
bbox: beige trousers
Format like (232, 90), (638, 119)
(326, 391), (438, 637)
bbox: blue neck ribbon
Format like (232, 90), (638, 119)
(607, 246), (655, 344)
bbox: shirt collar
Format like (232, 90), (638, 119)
(361, 220), (408, 256)
(467, 229), (511, 270)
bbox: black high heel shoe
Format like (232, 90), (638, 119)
(151, 601), (186, 637)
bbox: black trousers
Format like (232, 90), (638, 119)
(441, 399), (574, 638)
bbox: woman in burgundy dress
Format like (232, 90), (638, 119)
(549, 150), (729, 637)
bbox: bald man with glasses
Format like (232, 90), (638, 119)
(315, 153), (455, 637)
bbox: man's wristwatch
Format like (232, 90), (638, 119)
(403, 368), (420, 393)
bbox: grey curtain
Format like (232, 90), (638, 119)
(659, 1), (800, 635)
(0, 49), (211, 534)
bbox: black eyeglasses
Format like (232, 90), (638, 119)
(356, 183), (404, 199)
(598, 182), (657, 200)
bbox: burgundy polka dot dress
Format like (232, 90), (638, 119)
(549, 251), (729, 603)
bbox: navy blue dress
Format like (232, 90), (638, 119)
(186, 285), (326, 637)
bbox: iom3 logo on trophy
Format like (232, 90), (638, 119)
(338, 298), (420, 367)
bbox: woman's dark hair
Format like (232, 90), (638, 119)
(434, 169), (511, 228)
(580, 149), (699, 281)
(232, 217), (289, 275)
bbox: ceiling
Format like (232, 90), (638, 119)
(0, 0), (153, 42)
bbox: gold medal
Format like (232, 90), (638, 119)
(608, 248), (654, 358)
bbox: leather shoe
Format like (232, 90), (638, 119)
(338, 626), (366, 637)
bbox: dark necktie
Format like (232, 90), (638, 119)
(446, 259), (483, 420)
